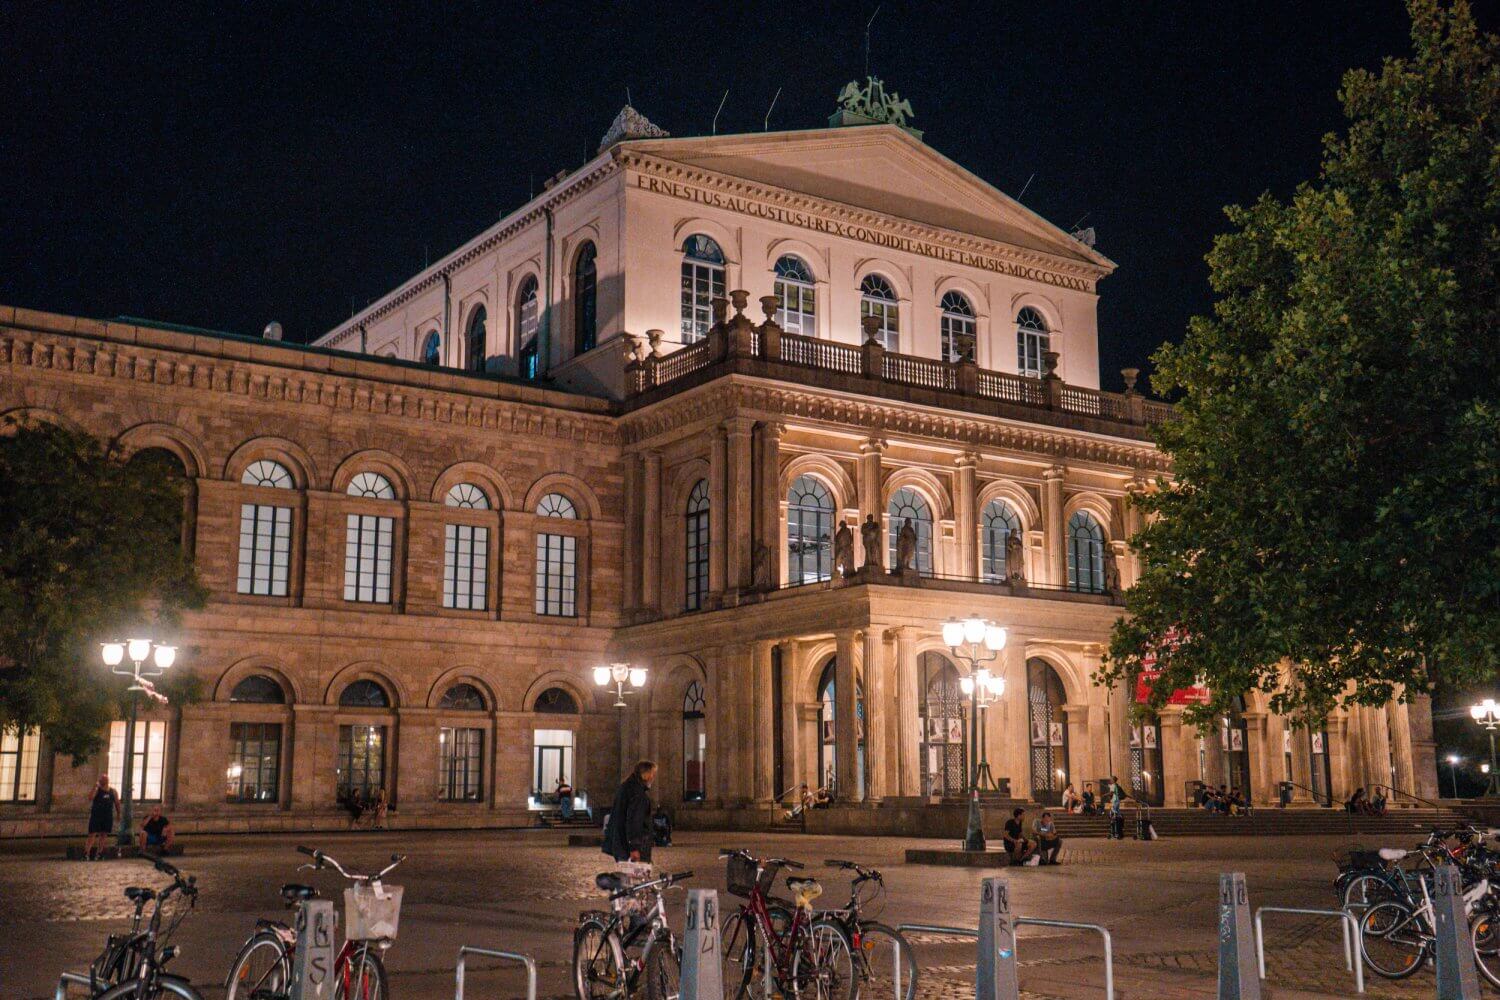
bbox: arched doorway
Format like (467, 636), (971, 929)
(1220, 697), (1252, 801)
(531, 686), (578, 798)
(1026, 659), (1068, 805)
(816, 659), (864, 798)
(682, 681), (706, 801)
(919, 652), (965, 798)
(1309, 726), (1332, 805)
(1130, 712), (1164, 806)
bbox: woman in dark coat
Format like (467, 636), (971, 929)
(602, 761), (657, 862)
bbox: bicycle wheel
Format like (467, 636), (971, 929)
(339, 945), (387, 1000)
(95, 974), (205, 1000)
(720, 910), (761, 1000)
(1472, 909), (1500, 989)
(574, 915), (627, 1000)
(642, 931), (682, 1000)
(790, 918), (856, 1000)
(857, 922), (917, 1000)
(1341, 873), (1395, 913)
(1359, 901), (1429, 980)
(224, 930), (290, 1000)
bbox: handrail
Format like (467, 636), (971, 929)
(1254, 906), (1362, 994)
(455, 945), (537, 1000)
(1280, 779), (1335, 809)
(56, 971), (91, 1000)
(1370, 782), (1451, 813)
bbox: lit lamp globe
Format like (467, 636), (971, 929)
(126, 638), (152, 664)
(592, 666), (612, 687)
(959, 676), (975, 695)
(628, 667), (647, 689)
(983, 625), (1007, 652)
(962, 617), (987, 646)
(153, 645), (177, 670)
(101, 642), (125, 668)
(941, 620), (965, 649)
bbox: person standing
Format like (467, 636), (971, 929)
(85, 774), (120, 861)
(1107, 777), (1125, 840)
(603, 760), (657, 863)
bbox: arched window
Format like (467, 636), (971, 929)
(465, 306), (488, 373)
(533, 687), (579, 713)
(421, 330), (442, 366)
(681, 235), (726, 343)
(1016, 307), (1049, 378)
(860, 274), (899, 351)
(1065, 511), (1105, 593)
(773, 255), (815, 335)
(787, 475), (834, 584)
(887, 486), (933, 574)
(1130, 710), (1164, 806)
(535, 492), (579, 616)
(347, 472), (396, 499)
(940, 291), (976, 362)
(238, 460), (295, 597)
(445, 483), (489, 509)
(339, 679), (390, 708)
(683, 680), (706, 801)
(344, 473), (396, 604)
(1220, 696), (1253, 801)
(919, 653), (966, 796)
(439, 683), (486, 711)
(684, 479), (710, 611)
(1027, 658), (1069, 804)
(516, 276), (540, 379)
(573, 242), (597, 355)
(230, 675), (286, 704)
(817, 661), (865, 798)
(980, 499), (1020, 583)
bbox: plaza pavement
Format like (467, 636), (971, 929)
(1, 827), (1484, 1000)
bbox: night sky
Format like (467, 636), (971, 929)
(1, 2), (1477, 391)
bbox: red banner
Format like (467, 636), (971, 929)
(1133, 628), (1210, 704)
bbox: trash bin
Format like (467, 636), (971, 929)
(1278, 781), (1293, 808)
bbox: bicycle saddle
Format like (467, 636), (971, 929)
(596, 873), (625, 893)
(1378, 848), (1409, 861)
(124, 886), (156, 902)
(280, 883), (320, 902)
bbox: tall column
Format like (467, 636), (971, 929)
(1327, 712), (1353, 802)
(893, 628), (921, 798)
(622, 456), (641, 612)
(1365, 705), (1393, 791)
(954, 453), (978, 580)
(1243, 712), (1269, 804)
(1123, 477), (1147, 587)
(1288, 717), (1315, 803)
(752, 641), (776, 805)
(725, 418), (755, 591)
(641, 450), (662, 611)
(999, 642), (1029, 798)
(1389, 700), (1416, 795)
(834, 629), (861, 801)
(730, 644), (756, 803)
(1405, 693), (1440, 800)
(755, 422), (784, 589)
(857, 439), (885, 565)
(708, 425), (727, 597)
(778, 641), (802, 799)
(1159, 707), (1187, 806)
(705, 647), (723, 804)
(1042, 466), (1067, 587)
(863, 628), (888, 802)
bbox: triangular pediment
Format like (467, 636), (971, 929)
(619, 126), (1112, 271)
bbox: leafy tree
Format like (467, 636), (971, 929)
(0, 418), (205, 762)
(1103, 0), (1499, 725)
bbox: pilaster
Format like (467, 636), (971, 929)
(857, 439), (886, 565)
(641, 450), (662, 611)
(834, 629), (861, 801)
(1042, 466), (1066, 587)
(893, 627), (922, 798)
(752, 641), (776, 804)
(755, 422), (784, 589)
(862, 627), (888, 802)
(725, 418), (755, 591)
(953, 453), (978, 581)
(708, 425), (727, 597)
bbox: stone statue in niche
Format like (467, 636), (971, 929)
(1103, 545), (1122, 595)
(1005, 529), (1026, 583)
(896, 517), (918, 573)
(833, 520), (855, 578)
(859, 514), (883, 571)
(752, 542), (772, 591)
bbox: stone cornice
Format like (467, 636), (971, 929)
(620, 150), (1106, 293)
(619, 376), (1167, 473)
(1, 312), (620, 446)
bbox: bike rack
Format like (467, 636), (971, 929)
(54, 971), (92, 1000)
(894, 924), (976, 1000)
(1253, 906), (1363, 994)
(896, 919), (1115, 1000)
(455, 945), (538, 1000)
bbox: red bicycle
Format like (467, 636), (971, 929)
(718, 849), (856, 1000)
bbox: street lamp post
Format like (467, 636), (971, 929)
(1445, 754), (1463, 800)
(942, 615), (1007, 852)
(101, 638), (177, 848)
(1470, 699), (1500, 798)
(594, 663), (647, 708)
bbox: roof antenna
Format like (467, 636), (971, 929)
(1017, 172), (1035, 202)
(712, 89), (729, 135)
(626, 86), (633, 107)
(1069, 211), (1091, 230)
(764, 87), (781, 131)
(864, 5), (882, 78)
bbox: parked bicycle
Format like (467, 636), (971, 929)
(81, 857), (202, 1000)
(818, 860), (916, 1000)
(573, 865), (694, 1000)
(1357, 843), (1492, 980)
(223, 845), (405, 1000)
(718, 849), (856, 1000)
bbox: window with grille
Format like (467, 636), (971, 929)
(466, 305), (488, 372)
(516, 276), (540, 377)
(226, 723), (281, 802)
(1065, 511), (1105, 593)
(980, 500), (1020, 582)
(940, 291), (976, 362)
(860, 274), (899, 351)
(680, 235), (725, 343)
(108, 720), (168, 801)
(344, 514), (393, 603)
(444, 524), (488, 610)
(0, 729), (40, 802)
(684, 479), (709, 610)
(237, 460), (294, 597)
(1016, 307), (1049, 378)
(574, 242), (597, 354)
(773, 255), (815, 335)
(336, 725), (385, 802)
(886, 486), (933, 574)
(439, 727), (484, 801)
(682, 681), (706, 801)
(787, 475), (834, 584)
(535, 534), (577, 616)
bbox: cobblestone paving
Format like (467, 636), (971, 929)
(2, 828), (1495, 999)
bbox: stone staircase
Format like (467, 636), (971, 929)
(1042, 805), (1469, 839)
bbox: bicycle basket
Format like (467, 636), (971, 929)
(344, 882), (403, 941)
(726, 855), (760, 898)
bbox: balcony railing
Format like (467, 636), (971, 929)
(625, 291), (1170, 430)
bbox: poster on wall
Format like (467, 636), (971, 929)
(947, 718), (964, 744)
(1311, 732), (1325, 754)
(1144, 726), (1158, 749)
(1129, 726), (1141, 748)
(1220, 727), (1230, 750)
(1048, 722), (1065, 747)
(925, 718), (945, 742)
(1031, 720), (1048, 746)
(1283, 730), (1292, 754)
(1230, 729), (1245, 752)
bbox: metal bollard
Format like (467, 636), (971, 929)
(682, 888), (724, 1000)
(977, 876), (1020, 1000)
(1432, 864), (1480, 1000)
(1217, 872), (1261, 1000)
(290, 898), (337, 1000)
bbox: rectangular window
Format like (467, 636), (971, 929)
(237, 504), (292, 596)
(336, 724), (386, 801)
(535, 533), (577, 616)
(107, 720), (168, 801)
(443, 524), (489, 610)
(226, 722), (281, 802)
(438, 727), (484, 801)
(1018, 329), (1046, 378)
(0, 728), (41, 802)
(343, 514), (393, 603)
(685, 511), (709, 611)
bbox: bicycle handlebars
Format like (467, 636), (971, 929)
(607, 869), (695, 902)
(295, 845), (406, 883)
